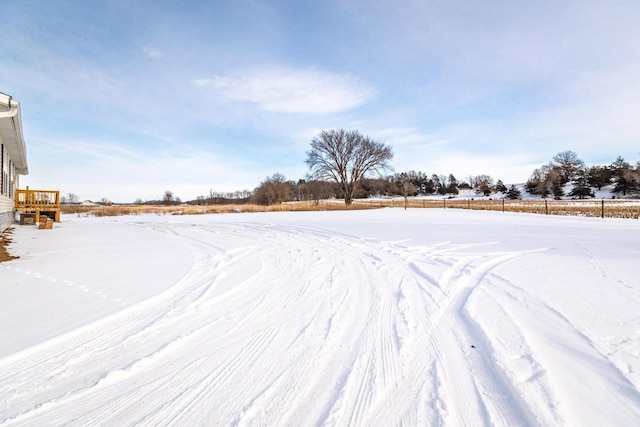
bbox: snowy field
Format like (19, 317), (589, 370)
(1, 209), (639, 426)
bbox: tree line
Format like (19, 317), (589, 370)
(77, 129), (638, 206)
(525, 151), (640, 199)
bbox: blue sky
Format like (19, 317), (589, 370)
(1, 0), (639, 202)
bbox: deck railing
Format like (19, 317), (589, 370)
(15, 188), (60, 209)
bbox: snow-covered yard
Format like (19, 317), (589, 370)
(1, 209), (639, 426)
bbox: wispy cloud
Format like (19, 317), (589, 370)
(195, 66), (376, 115)
(141, 46), (163, 59)
(371, 128), (441, 147)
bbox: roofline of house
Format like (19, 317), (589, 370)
(0, 92), (29, 175)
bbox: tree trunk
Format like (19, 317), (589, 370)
(343, 182), (354, 205)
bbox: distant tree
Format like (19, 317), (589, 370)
(526, 163), (564, 198)
(447, 174), (459, 194)
(98, 197), (112, 205)
(359, 178), (385, 198)
(525, 168), (545, 195)
(432, 174), (445, 195)
(162, 190), (174, 205)
(305, 129), (393, 205)
(301, 179), (335, 205)
(133, 198), (144, 205)
(393, 171), (422, 198)
(473, 174), (494, 196)
(505, 185), (522, 200)
(466, 175), (476, 189)
(458, 180), (472, 190)
(253, 173), (294, 205)
(610, 157), (640, 196)
(495, 179), (507, 193)
(550, 169), (565, 199)
(568, 170), (595, 199)
(552, 150), (585, 184)
(398, 172), (418, 209)
(423, 178), (437, 194)
(412, 171), (429, 194)
(67, 193), (79, 204)
(586, 166), (613, 190)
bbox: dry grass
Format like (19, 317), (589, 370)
(0, 228), (19, 263)
(60, 200), (378, 217)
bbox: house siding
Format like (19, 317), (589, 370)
(0, 197), (13, 233)
(0, 143), (19, 233)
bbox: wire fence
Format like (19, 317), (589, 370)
(351, 198), (640, 219)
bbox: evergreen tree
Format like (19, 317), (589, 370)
(552, 181), (565, 199)
(505, 185), (522, 200)
(447, 174), (459, 194)
(569, 170), (595, 199)
(611, 157), (633, 196)
(586, 166), (612, 190)
(495, 179), (507, 193)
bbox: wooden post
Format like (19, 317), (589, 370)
(545, 199), (548, 215)
(601, 199), (605, 218)
(502, 199), (505, 212)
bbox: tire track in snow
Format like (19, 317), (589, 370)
(477, 274), (640, 425)
(1, 220), (556, 426)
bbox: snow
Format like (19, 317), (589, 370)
(1, 209), (639, 426)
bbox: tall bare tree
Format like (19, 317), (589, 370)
(552, 150), (585, 184)
(306, 129), (393, 205)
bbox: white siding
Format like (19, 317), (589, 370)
(0, 195), (13, 232)
(1, 143), (18, 232)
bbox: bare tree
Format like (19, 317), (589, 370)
(253, 173), (294, 205)
(300, 179), (335, 205)
(553, 150), (585, 184)
(399, 172), (418, 210)
(305, 129), (393, 205)
(162, 190), (174, 205)
(472, 174), (494, 196)
(66, 193), (79, 204)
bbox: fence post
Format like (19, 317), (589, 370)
(443, 199), (446, 209)
(502, 199), (505, 212)
(545, 200), (548, 215)
(467, 199), (470, 210)
(601, 199), (605, 218)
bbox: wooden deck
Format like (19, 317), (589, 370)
(15, 188), (61, 222)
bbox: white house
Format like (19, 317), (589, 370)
(0, 92), (29, 233)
